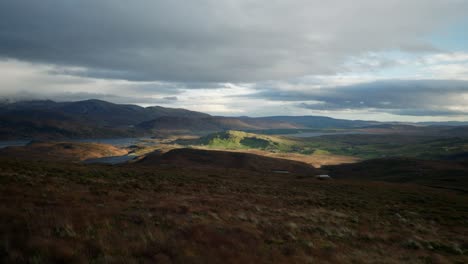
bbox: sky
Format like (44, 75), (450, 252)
(1, 0), (468, 121)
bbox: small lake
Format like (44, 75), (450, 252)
(0, 140), (31, 149)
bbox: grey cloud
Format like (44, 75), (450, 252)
(1, 1), (467, 83)
(246, 80), (468, 116)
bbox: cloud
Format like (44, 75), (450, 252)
(1, 1), (468, 121)
(246, 79), (468, 116)
(1, 0), (467, 82)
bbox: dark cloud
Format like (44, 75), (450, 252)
(1, 1), (466, 82)
(245, 80), (468, 116)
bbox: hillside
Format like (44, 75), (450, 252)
(0, 100), (211, 139)
(182, 130), (301, 152)
(58, 100), (210, 126)
(325, 157), (468, 192)
(2, 99), (468, 140)
(137, 116), (300, 133)
(0, 109), (136, 140)
(0, 158), (466, 263)
(138, 148), (319, 175)
(0, 141), (128, 162)
(181, 131), (468, 162)
(258, 116), (379, 129)
(0, 99), (210, 127)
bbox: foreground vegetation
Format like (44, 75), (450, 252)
(0, 158), (467, 263)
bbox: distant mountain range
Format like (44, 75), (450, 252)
(0, 99), (467, 140)
(0, 99), (209, 126)
(256, 116), (380, 129)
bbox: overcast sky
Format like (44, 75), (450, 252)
(1, 0), (468, 121)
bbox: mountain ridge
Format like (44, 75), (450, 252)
(2, 99), (468, 140)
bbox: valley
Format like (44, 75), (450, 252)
(2, 2), (467, 262)
(1, 99), (467, 263)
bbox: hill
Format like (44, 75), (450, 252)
(325, 157), (468, 192)
(0, 99), (210, 139)
(258, 116), (379, 129)
(0, 109), (135, 140)
(177, 130), (468, 162)
(2, 99), (468, 140)
(0, 99), (210, 127)
(0, 157), (466, 263)
(181, 130), (301, 152)
(137, 116), (300, 133)
(138, 148), (319, 175)
(57, 99), (210, 126)
(0, 141), (128, 162)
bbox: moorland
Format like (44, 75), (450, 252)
(1, 99), (467, 263)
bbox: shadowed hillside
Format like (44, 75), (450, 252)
(0, 158), (466, 263)
(257, 116), (379, 129)
(325, 157), (468, 192)
(0, 142), (128, 162)
(0, 110), (135, 140)
(0, 100), (210, 139)
(137, 117), (300, 133)
(138, 148), (319, 175)
(0, 99), (209, 127)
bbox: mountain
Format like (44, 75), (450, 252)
(0, 109), (134, 140)
(418, 121), (468, 126)
(0, 99), (210, 127)
(2, 99), (468, 140)
(0, 99), (211, 139)
(257, 116), (380, 129)
(137, 116), (300, 133)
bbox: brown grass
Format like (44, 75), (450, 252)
(191, 147), (360, 168)
(133, 143), (359, 168)
(0, 142), (128, 162)
(0, 158), (466, 263)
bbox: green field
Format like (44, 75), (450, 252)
(179, 130), (468, 160)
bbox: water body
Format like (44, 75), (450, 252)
(0, 140), (31, 149)
(285, 131), (371, 138)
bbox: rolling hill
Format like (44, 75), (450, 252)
(137, 116), (301, 133)
(324, 157), (468, 192)
(0, 141), (128, 162)
(0, 99), (209, 127)
(138, 148), (319, 175)
(257, 116), (379, 129)
(0, 100), (210, 139)
(185, 130), (297, 151)
(2, 99), (468, 140)
(1, 154), (466, 263)
(0, 109), (134, 140)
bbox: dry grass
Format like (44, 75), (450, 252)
(0, 158), (467, 263)
(191, 147), (360, 167)
(0, 142), (128, 162)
